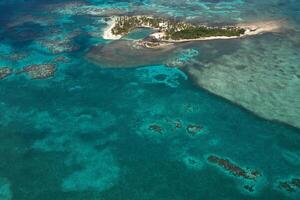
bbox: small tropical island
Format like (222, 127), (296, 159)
(103, 15), (282, 46)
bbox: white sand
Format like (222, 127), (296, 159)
(102, 17), (122, 40)
(160, 35), (241, 43)
(238, 20), (284, 36)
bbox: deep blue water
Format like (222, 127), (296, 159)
(0, 0), (300, 199)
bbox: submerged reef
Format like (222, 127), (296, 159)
(19, 64), (56, 79)
(146, 118), (204, 137)
(0, 0), (299, 199)
(277, 177), (300, 193)
(86, 41), (179, 68)
(207, 154), (263, 194)
(53, 56), (71, 63)
(186, 124), (203, 136)
(143, 117), (205, 138)
(207, 155), (262, 180)
(148, 124), (164, 134)
(45, 1), (128, 17)
(0, 67), (12, 80)
(37, 39), (80, 54)
(182, 155), (204, 171)
(1, 64), (57, 81)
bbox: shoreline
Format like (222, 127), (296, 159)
(102, 16), (284, 43)
(102, 17), (122, 40)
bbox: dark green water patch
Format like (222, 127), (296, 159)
(123, 28), (155, 40)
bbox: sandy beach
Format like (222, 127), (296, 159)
(238, 20), (284, 35)
(102, 17), (122, 40)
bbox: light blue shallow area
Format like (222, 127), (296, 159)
(0, 0), (299, 199)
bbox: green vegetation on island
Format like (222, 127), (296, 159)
(167, 26), (245, 40)
(111, 16), (165, 35)
(111, 16), (246, 40)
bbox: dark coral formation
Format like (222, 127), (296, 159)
(165, 118), (182, 130)
(207, 155), (261, 180)
(292, 178), (300, 188)
(53, 56), (70, 63)
(149, 118), (205, 137)
(1, 63), (57, 81)
(0, 67), (13, 80)
(174, 120), (182, 129)
(278, 177), (300, 193)
(148, 124), (163, 134)
(244, 184), (255, 193)
(21, 64), (56, 79)
(207, 155), (263, 194)
(186, 124), (203, 136)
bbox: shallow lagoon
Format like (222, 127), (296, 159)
(0, 0), (300, 199)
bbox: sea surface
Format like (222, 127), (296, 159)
(0, 0), (300, 199)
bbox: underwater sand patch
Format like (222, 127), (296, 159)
(62, 148), (120, 192)
(32, 110), (119, 192)
(0, 177), (12, 200)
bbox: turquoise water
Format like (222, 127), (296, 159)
(0, 0), (300, 199)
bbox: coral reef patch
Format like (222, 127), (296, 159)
(207, 155), (261, 180)
(277, 177), (300, 193)
(207, 154), (263, 194)
(0, 67), (12, 80)
(19, 64), (56, 79)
